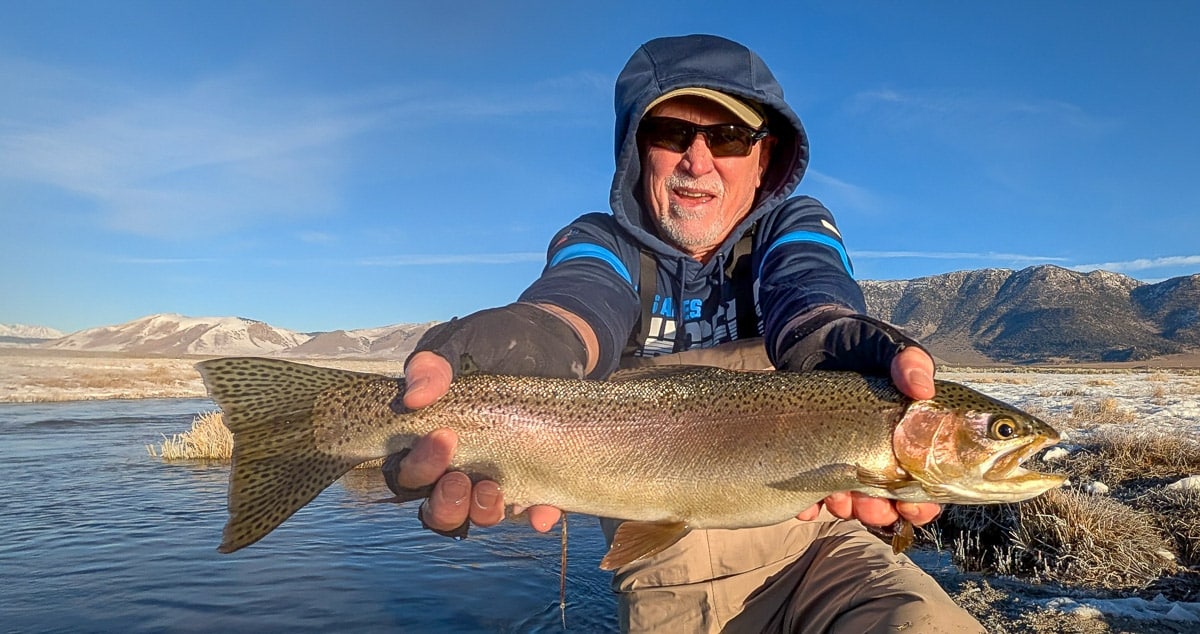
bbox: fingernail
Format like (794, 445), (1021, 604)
(907, 368), (934, 391)
(440, 479), (467, 505)
(474, 483), (499, 510)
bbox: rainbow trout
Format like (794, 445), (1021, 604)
(198, 358), (1065, 569)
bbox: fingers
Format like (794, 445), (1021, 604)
(397, 429), (457, 489)
(422, 471), (472, 531)
(821, 492), (856, 520)
(819, 492), (895, 526)
(897, 502), (941, 527)
(404, 351), (453, 410)
(469, 480), (505, 527)
(845, 494), (901, 526)
(795, 502), (823, 521)
(818, 493), (942, 528)
(526, 505), (562, 533)
(891, 347), (936, 401)
(421, 472), (508, 532)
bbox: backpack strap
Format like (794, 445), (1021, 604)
(622, 248), (659, 357)
(726, 224), (759, 338)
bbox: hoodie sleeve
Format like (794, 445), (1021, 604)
(754, 196), (868, 356)
(518, 213), (641, 378)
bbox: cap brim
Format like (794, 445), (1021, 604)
(644, 87), (764, 128)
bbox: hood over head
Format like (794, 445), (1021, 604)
(610, 34), (809, 260)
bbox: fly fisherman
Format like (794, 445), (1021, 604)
(393, 34), (985, 633)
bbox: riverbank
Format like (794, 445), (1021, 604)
(0, 349), (405, 402)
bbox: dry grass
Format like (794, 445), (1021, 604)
(936, 490), (1178, 591)
(962, 375), (1034, 385)
(926, 427), (1200, 597)
(147, 410), (233, 460)
(1063, 428), (1200, 486)
(1068, 397), (1136, 426)
(148, 410), (382, 468)
(1133, 488), (1200, 567)
(1147, 371), (1172, 383)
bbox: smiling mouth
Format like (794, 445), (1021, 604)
(672, 187), (715, 202)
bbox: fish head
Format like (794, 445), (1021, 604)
(892, 380), (1067, 504)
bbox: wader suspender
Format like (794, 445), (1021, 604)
(623, 226), (758, 357)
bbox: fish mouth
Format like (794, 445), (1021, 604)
(980, 434), (1067, 495)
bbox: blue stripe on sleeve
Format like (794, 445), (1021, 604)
(548, 243), (633, 285)
(759, 231), (855, 279)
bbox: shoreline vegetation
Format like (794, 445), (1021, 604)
(5, 349), (1199, 631)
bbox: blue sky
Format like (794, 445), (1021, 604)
(3, 1), (1198, 334)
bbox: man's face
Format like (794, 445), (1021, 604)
(640, 96), (773, 262)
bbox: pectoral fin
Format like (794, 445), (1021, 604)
(891, 519), (915, 554)
(855, 465), (924, 497)
(600, 521), (690, 571)
(768, 464), (858, 492)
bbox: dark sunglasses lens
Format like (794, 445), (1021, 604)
(643, 119), (693, 152)
(705, 126), (754, 156)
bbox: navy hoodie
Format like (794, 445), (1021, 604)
(520, 34), (866, 378)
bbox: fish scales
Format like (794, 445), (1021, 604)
(198, 357), (1066, 566)
(312, 367), (906, 523)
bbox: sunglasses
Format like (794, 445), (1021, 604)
(638, 116), (769, 157)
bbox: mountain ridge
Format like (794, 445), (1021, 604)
(9, 265), (1200, 364)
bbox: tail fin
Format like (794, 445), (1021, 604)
(197, 357), (380, 553)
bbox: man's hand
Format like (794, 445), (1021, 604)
(399, 351), (562, 534)
(795, 346), (941, 526)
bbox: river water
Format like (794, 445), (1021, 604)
(0, 399), (617, 632)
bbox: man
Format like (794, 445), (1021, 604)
(396, 35), (984, 632)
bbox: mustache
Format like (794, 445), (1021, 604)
(665, 174), (723, 196)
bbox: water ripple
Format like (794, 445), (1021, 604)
(0, 399), (618, 632)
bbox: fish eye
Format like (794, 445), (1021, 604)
(990, 417), (1018, 439)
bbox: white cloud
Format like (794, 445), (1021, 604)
(356, 253), (545, 266)
(850, 88), (1114, 137)
(851, 250), (1069, 263)
(803, 170), (883, 214)
(0, 67), (371, 239)
(0, 57), (607, 241)
(1071, 255), (1200, 273)
(111, 257), (220, 265)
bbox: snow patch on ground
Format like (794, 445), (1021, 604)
(1044, 595), (1200, 623)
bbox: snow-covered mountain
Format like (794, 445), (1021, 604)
(284, 322), (434, 359)
(44, 313), (313, 356)
(0, 324), (65, 339)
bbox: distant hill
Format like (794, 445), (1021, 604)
(44, 314), (312, 356)
(11, 265), (1200, 364)
(31, 313), (435, 360)
(861, 265), (1200, 364)
(284, 322), (435, 359)
(0, 323), (65, 345)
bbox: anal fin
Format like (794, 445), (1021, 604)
(600, 521), (690, 571)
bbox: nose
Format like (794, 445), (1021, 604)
(680, 133), (715, 176)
